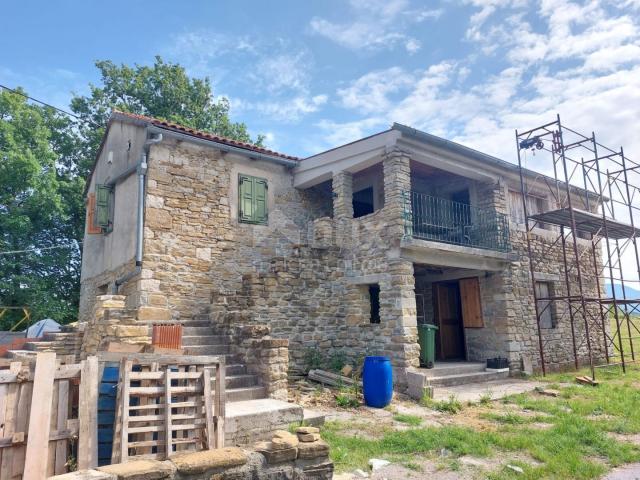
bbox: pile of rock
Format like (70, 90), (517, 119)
(254, 426), (332, 478)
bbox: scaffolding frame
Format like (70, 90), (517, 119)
(515, 114), (640, 378)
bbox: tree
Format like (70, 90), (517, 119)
(0, 88), (82, 328)
(71, 56), (263, 176)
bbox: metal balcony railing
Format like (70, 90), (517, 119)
(403, 191), (511, 252)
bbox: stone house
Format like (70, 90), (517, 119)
(79, 111), (606, 390)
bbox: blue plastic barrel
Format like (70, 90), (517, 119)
(362, 356), (393, 408)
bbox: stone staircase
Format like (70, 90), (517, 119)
(408, 361), (511, 399)
(181, 320), (268, 402)
(20, 325), (82, 359)
(181, 320), (323, 445)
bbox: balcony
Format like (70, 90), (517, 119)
(403, 191), (511, 253)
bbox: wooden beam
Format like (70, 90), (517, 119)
(23, 352), (56, 479)
(78, 356), (99, 469)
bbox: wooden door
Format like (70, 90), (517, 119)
(433, 282), (465, 360)
(460, 277), (484, 328)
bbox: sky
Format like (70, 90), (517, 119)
(1, 0), (638, 161)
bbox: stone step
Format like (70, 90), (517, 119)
(427, 369), (510, 387)
(225, 399), (305, 445)
(179, 321), (211, 328)
(221, 374), (260, 390)
(181, 326), (215, 336)
(226, 386), (267, 402)
(181, 335), (230, 346)
(185, 344), (231, 355)
(422, 362), (486, 377)
(22, 341), (54, 352)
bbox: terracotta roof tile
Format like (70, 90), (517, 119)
(112, 110), (299, 161)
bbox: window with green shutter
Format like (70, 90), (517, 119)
(95, 184), (113, 232)
(238, 174), (268, 224)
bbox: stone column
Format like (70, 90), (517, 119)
(332, 170), (353, 248)
(380, 259), (419, 387)
(332, 170), (353, 220)
(383, 148), (412, 240)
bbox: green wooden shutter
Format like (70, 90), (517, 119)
(254, 178), (267, 224)
(239, 175), (254, 222)
(96, 185), (111, 229)
(238, 175), (268, 224)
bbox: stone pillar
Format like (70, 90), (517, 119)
(381, 259), (419, 387)
(332, 170), (353, 221)
(332, 170), (353, 248)
(383, 148), (412, 240)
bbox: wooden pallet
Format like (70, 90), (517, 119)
(0, 352), (99, 478)
(111, 355), (225, 463)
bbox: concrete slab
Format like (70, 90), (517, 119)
(432, 379), (544, 402)
(303, 408), (326, 426)
(225, 398), (303, 445)
(603, 463), (640, 479)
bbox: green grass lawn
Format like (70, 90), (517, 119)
(320, 365), (640, 479)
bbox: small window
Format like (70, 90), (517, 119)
(369, 284), (380, 324)
(535, 282), (555, 328)
(239, 174), (268, 224)
(353, 187), (374, 218)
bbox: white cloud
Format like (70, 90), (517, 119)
(234, 95), (328, 122)
(309, 0), (438, 53)
(337, 67), (415, 113)
(167, 31), (326, 122)
(315, 117), (387, 147)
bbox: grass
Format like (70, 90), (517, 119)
(422, 394), (463, 413)
(321, 365), (640, 479)
(393, 413), (422, 426)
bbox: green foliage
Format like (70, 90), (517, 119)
(422, 394), (463, 414)
(393, 413), (422, 426)
(303, 347), (324, 372)
(335, 386), (360, 408)
(328, 351), (347, 372)
(0, 89), (82, 327)
(70, 56), (263, 176)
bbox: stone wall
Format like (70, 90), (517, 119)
(53, 438), (333, 480)
(230, 324), (289, 400)
(80, 295), (153, 357)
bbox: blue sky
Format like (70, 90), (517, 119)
(1, 0), (639, 161)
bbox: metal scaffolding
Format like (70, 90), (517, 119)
(515, 115), (640, 378)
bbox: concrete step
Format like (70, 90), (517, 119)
(225, 399), (305, 445)
(185, 344), (231, 355)
(427, 369), (510, 387)
(422, 362), (486, 377)
(227, 386), (267, 402)
(181, 335), (230, 346)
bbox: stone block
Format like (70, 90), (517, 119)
(170, 447), (247, 474)
(257, 446), (298, 464)
(296, 426), (320, 435)
(297, 432), (320, 442)
(272, 430), (299, 449)
(97, 459), (174, 480)
(137, 306), (172, 321)
(114, 325), (149, 338)
(297, 439), (330, 459)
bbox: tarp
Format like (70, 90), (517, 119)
(25, 318), (61, 338)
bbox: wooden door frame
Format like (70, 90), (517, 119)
(432, 280), (467, 361)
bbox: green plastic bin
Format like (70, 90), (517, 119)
(418, 323), (438, 368)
